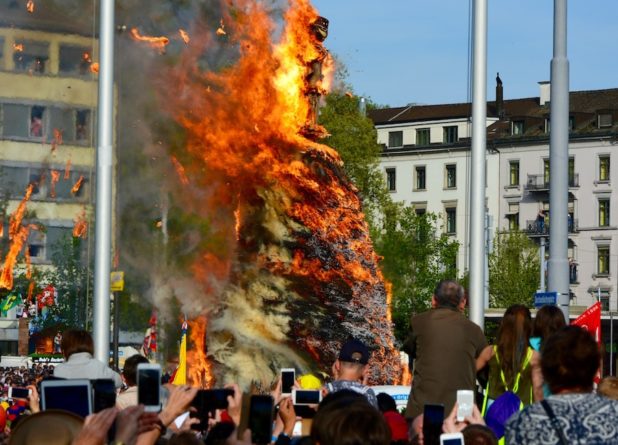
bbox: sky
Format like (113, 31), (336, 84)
(311, 0), (618, 107)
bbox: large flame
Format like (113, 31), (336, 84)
(0, 185), (34, 290)
(187, 316), (215, 388)
(130, 28), (169, 53)
(155, 0), (400, 386)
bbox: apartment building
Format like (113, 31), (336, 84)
(370, 79), (618, 312)
(0, 5), (98, 354)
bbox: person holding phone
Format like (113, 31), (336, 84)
(53, 330), (122, 389)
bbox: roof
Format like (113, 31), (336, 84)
(369, 87), (618, 142)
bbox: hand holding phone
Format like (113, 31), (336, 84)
(292, 389), (322, 405)
(137, 363), (161, 412)
(281, 368), (295, 396)
(8, 387), (31, 399)
(440, 432), (465, 445)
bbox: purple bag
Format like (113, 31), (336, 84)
(485, 391), (522, 439)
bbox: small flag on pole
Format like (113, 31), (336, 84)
(171, 317), (188, 385)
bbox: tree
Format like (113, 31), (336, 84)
(319, 92), (460, 343)
(489, 230), (540, 308)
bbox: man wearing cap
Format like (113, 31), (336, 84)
(402, 279), (487, 419)
(326, 338), (378, 408)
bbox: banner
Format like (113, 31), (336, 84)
(171, 319), (188, 385)
(571, 301), (601, 383)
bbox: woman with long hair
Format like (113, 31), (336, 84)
(530, 304), (567, 352)
(476, 305), (543, 411)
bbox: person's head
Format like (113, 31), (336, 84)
(122, 354), (149, 387)
(335, 338), (370, 380)
(311, 395), (390, 445)
(532, 305), (566, 342)
(541, 326), (600, 394)
(376, 393), (398, 413)
(496, 304), (532, 384)
(60, 330), (94, 359)
(432, 280), (465, 310)
(463, 424), (498, 445)
(597, 376), (618, 400)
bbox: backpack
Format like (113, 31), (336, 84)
(482, 346), (533, 442)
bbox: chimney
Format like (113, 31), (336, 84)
(496, 73), (504, 118)
(539, 81), (551, 106)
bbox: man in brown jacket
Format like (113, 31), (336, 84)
(402, 279), (487, 419)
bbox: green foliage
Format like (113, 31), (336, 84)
(489, 230), (540, 308)
(319, 91), (460, 344)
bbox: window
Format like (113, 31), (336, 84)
(13, 40), (49, 74)
(0, 166), (28, 196)
(568, 157), (576, 187)
(388, 131), (403, 148)
(385, 168), (396, 191)
(445, 207), (456, 234)
(599, 156), (610, 182)
(28, 230), (46, 262)
(443, 126), (458, 144)
(415, 207), (426, 216)
(599, 199), (610, 227)
(600, 295), (610, 312)
(598, 245), (610, 275)
(415, 166), (426, 190)
(512, 120), (524, 135)
(2, 104), (30, 138)
(0, 37), (4, 69)
(30, 106), (45, 137)
(75, 110), (91, 141)
(569, 116), (575, 131)
(543, 159), (550, 185)
(598, 113), (613, 128)
(545, 118), (550, 134)
(416, 128), (430, 146)
(59, 45), (92, 75)
(445, 164), (456, 189)
(509, 160), (520, 186)
(507, 214), (519, 231)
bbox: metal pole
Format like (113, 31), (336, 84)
(93, 0), (115, 363)
(468, 0), (488, 329)
(610, 311), (614, 376)
(547, 0), (570, 323)
(540, 237), (546, 291)
(484, 214), (493, 309)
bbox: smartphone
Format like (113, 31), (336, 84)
(137, 363), (161, 412)
(456, 390), (474, 422)
(190, 389), (234, 431)
(93, 379), (117, 413)
(440, 432), (465, 445)
(40, 379), (92, 418)
(292, 389), (322, 405)
(8, 387), (31, 399)
(248, 395), (274, 445)
(281, 368), (295, 396)
(423, 404), (445, 445)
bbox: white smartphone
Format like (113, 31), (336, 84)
(8, 387), (31, 399)
(440, 432), (464, 445)
(40, 379), (92, 418)
(281, 368), (295, 396)
(292, 389), (322, 405)
(456, 389), (474, 422)
(137, 363), (162, 412)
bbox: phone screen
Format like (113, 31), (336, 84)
(423, 404), (445, 445)
(441, 438), (464, 445)
(137, 368), (161, 407)
(191, 389), (234, 431)
(42, 383), (92, 418)
(93, 379), (117, 413)
(294, 389), (320, 404)
(281, 370), (295, 394)
(10, 387), (30, 399)
(249, 395), (274, 445)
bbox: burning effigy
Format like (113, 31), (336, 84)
(139, 0), (401, 387)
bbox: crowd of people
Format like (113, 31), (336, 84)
(0, 279), (616, 444)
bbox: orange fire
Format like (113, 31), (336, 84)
(50, 128), (62, 152)
(130, 28), (169, 53)
(0, 185), (34, 290)
(159, 0), (400, 384)
(215, 19), (226, 36)
(13, 43), (24, 52)
(90, 62), (99, 74)
(71, 175), (85, 195)
(73, 209), (88, 238)
(187, 316), (214, 388)
(170, 156), (189, 186)
(49, 170), (60, 198)
(26, 0), (34, 13)
(179, 29), (190, 44)
(64, 159), (72, 179)
(27, 281), (35, 302)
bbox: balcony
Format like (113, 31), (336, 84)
(525, 174), (579, 191)
(525, 218), (578, 236)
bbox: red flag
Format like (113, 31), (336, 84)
(571, 301), (602, 383)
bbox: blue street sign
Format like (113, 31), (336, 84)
(534, 291), (558, 308)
